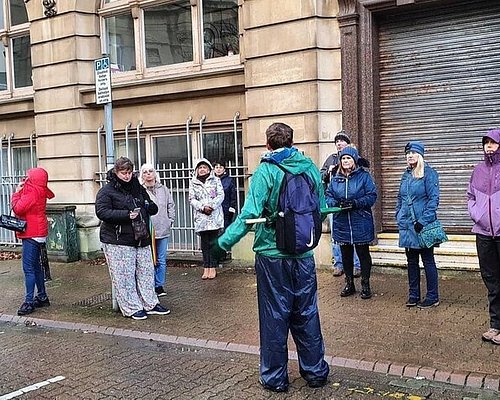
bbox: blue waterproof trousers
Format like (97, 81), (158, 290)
(255, 254), (329, 388)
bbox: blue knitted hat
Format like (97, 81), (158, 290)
(338, 146), (359, 163)
(405, 141), (424, 157)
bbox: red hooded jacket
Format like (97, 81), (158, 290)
(11, 168), (55, 239)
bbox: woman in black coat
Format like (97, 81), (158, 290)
(214, 160), (237, 229)
(95, 157), (169, 320)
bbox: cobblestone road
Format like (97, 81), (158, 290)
(1, 322), (498, 400)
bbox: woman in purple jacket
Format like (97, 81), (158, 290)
(467, 128), (500, 344)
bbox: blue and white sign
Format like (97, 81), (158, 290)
(94, 56), (112, 105)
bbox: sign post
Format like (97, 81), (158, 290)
(95, 55), (118, 311)
(94, 55), (115, 170)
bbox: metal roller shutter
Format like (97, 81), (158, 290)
(378, 0), (500, 232)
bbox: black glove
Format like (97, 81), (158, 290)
(211, 240), (227, 262)
(339, 200), (353, 210)
(414, 222), (424, 233)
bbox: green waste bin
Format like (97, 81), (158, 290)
(46, 205), (79, 262)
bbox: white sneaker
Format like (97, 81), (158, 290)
(483, 328), (500, 342)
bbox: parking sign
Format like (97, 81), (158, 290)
(95, 56), (112, 105)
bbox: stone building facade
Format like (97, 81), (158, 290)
(2, 0), (499, 269)
(1, 1), (341, 264)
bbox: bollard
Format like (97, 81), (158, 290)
(112, 284), (119, 311)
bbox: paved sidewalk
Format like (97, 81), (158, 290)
(0, 258), (499, 391)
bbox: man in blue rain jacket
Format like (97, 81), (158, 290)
(214, 122), (329, 393)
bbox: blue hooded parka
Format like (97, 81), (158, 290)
(395, 163), (439, 249)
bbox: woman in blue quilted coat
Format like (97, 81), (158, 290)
(395, 141), (440, 309)
(326, 146), (377, 299)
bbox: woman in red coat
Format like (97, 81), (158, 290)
(11, 167), (54, 316)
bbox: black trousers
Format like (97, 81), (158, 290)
(340, 244), (372, 280)
(199, 229), (220, 267)
(476, 234), (500, 330)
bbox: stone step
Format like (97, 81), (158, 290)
(371, 234), (479, 271)
(370, 244), (477, 257)
(376, 233), (477, 251)
(372, 257), (479, 271)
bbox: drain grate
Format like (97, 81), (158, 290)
(74, 292), (112, 307)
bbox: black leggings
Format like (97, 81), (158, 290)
(340, 244), (372, 280)
(199, 229), (220, 267)
(476, 234), (500, 330)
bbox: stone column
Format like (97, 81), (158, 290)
(242, 0), (342, 169)
(238, 0), (343, 266)
(26, 1), (102, 258)
(337, 0), (360, 143)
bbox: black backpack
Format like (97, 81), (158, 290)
(267, 162), (322, 254)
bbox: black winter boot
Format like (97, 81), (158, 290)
(340, 276), (355, 297)
(360, 278), (372, 299)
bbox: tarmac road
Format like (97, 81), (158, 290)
(0, 321), (498, 400)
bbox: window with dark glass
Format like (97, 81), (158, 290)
(0, 43), (6, 90)
(202, 130), (244, 206)
(12, 35), (32, 88)
(106, 14), (136, 73)
(202, 131), (242, 165)
(9, 0), (28, 26)
(100, 0), (240, 72)
(114, 138), (146, 169)
(0, 3), (4, 28)
(144, 1), (193, 67)
(203, 0), (239, 60)
(0, 146), (33, 175)
(154, 135), (189, 167)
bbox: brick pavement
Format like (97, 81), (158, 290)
(0, 259), (499, 392)
(3, 322), (497, 399)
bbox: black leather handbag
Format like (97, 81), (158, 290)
(0, 214), (27, 232)
(131, 215), (149, 241)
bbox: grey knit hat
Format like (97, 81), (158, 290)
(334, 130), (351, 144)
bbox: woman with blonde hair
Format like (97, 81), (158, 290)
(395, 142), (440, 309)
(140, 163), (176, 297)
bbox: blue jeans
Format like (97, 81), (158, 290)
(405, 247), (439, 302)
(22, 239), (47, 303)
(154, 237), (169, 288)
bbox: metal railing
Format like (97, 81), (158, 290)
(96, 161), (247, 254)
(95, 113), (246, 254)
(0, 133), (35, 246)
